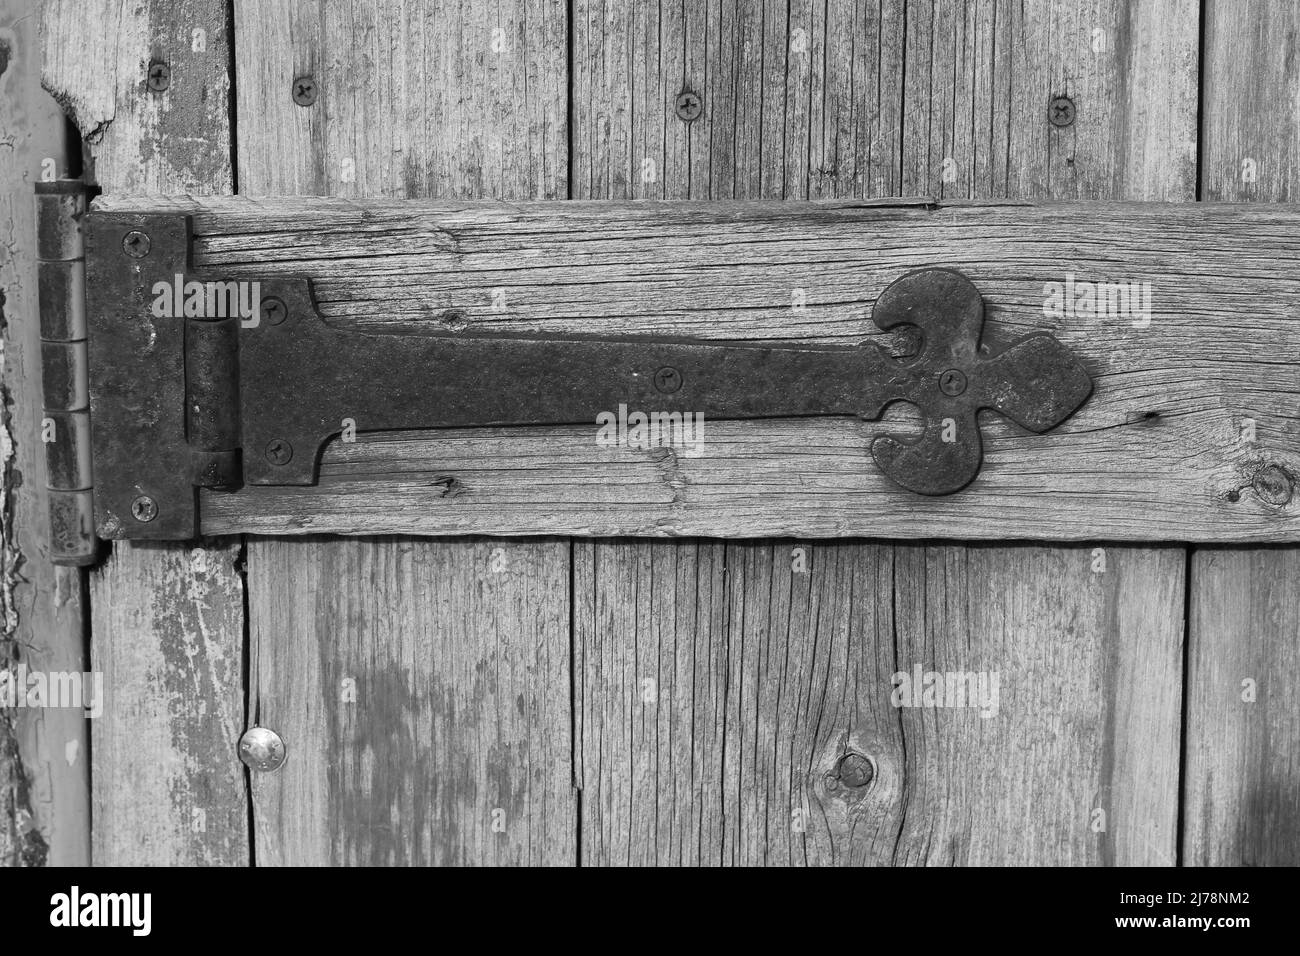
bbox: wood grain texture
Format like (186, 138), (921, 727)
(0, 0), (89, 867)
(903, 0), (1198, 201)
(43, 0), (249, 864)
(1186, 0), (1300, 865)
(570, 0), (1188, 866)
(576, 541), (1183, 864)
(247, 538), (574, 865)
(94, 194), (1300, 542)
(235, 0), (577, 866)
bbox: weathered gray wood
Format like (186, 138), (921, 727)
(234, 0), (576, 866)
(0, 0), (89, 867)
(577, 541), (1183, 864)
(1185, 0), (1300, 865)
(94, 194), (1300, 542)
(571, 0), (1189, 865)
(42, 0), (249, 865)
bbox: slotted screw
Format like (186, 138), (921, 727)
(131, 495), (158, 523)
(653, 366), (683, 394)
(260, 296), (287, 325)
(122, 231), (151, 258)
(939, 369), (968, 396)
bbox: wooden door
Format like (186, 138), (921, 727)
(3, 0), (1295, 866)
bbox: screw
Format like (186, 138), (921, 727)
(130, 495), (158, 523)
(146, 61), (170, 92)
(1048, 95), (1075, 128)
(260, 296), (287, 325)
(122, 231), (151, 258)
(939, 368), (968, 396)
(836, 752), (875, 789)
(891, 326), (923, 359)
(674, 90), (702, 122)
(265, 439), (294, 465)
(653, 366), (682, 394)
(1253, 464), (1294, 506)
(292, 75), (317, 107)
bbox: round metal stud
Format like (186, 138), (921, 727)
(238, 726), (287, 773)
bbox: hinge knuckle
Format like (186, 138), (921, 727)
(35, 180), (96, 567)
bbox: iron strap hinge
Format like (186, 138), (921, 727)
(35, 186), (1094, 561)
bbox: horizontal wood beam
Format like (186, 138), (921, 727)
(94, 196), (1300, 541)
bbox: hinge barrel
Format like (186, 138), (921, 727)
(35, 180), (96, 566)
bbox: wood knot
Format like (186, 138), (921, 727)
(825, 751), (875, 793)
(1252, 464), (1294, 506)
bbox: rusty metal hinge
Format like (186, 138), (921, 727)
(36, 191), (1093, 560)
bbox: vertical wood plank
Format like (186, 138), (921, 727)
(235, 0), (576, 865)
(574, 0), (1192, 865)
(0, 0), (89, 866)
(41, 0), (249, 865)
(1186, 0), (1300, 865)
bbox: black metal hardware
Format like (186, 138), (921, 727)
(60, 209), (1093, 550)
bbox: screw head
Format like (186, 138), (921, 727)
(146, 61), (170, 92)
(939, 368), (968, 396)
(260, 296), (287, 325)
(674, 90), (702, 122)
(835, 752), (875, 789)
(238, 727), (287, 773)
(292, 75), (318, 107)
(653, 366), (683, 394)
(122, 231), (151, 258)
(130, 495), (158, 523)
(264, 439), (294, 465)
(1048, 95), (1076, 128)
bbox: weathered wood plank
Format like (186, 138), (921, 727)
(1185, 0), (1300, 865)
(0, 0), (89, 867)
(572, 0), (1189, 866)
(235, 0), (576, 866)
(576, 541), (1183, 864)
(94, 194), (1300, 542)
(42, 0), (249, 864)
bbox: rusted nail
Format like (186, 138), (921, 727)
(653, 366), (683, 394)
(130, 495), (158, 523)
(122, 230), (151, 258)
(260, 296), (287, 326)
(939, 368), (968, 396)
(146, 61), (170, 93)
(1253, 464), (1294, 506)
(1048, 95), (1075, 128)
(836, 752), (874, 789)
(292, 75), (318, 107)
(674, 90), (702, 122)
(265, 439), (294, 465)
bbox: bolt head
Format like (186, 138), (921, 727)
(260, 296), (288, 325)
(238, 727), (287, 773)
(674, 90), (702, 122)
(939, 368), (968, 396)
(130, 495), (158, 523)
(122, 231), (151, 258)
(1048, 95), (1076, 128)
(146, 61), (170, 92)
(292, 75), (318, 107)
(653, 366), (683, 394)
